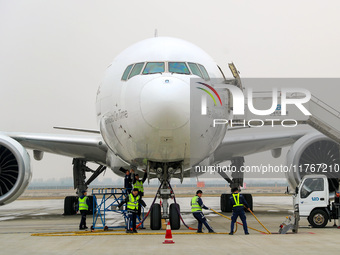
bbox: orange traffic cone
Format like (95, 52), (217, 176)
(163, 221), (175, 244)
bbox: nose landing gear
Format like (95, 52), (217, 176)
(148, 162), (183, 230)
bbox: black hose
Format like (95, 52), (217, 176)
(167, 181), (197, 230)
(136, 181), (163, 228)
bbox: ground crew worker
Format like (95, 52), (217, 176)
(133, 170), (147, 216)
(119, 167), (133, 193)
(229, 187), (249, 235)
(191, 190), (215, 233)
(118, 188), (146, 233)
(133, 170), (147, 197)
(77, 190), (90, 230)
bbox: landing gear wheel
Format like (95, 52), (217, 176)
(169, 203), (181, 230)
(91, 226), (94, 232)
(309, 209), (328, 228)
(64, 196), (78, 215)
(104, 226), (108, 231)
(243, 194), (253, 212)
(220, 194), (232, 212)
(86, 195), (96, 215)
(150, 203), (161, 230)
(221, 193), (253, 212)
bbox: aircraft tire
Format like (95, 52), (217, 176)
(243, 194), (253, 212)
(169, 203), (181, 230)
(220, 194), (232, 212)
(64, 196), (78, 215)
(86, 195), (96, 215)
(150, 203), (161, 230)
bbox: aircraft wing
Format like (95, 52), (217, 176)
(213, 128), (313, 163)
(3, 132), (108, 164)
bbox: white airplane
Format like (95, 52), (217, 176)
(0, 37), (338, 229)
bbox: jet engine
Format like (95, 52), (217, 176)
(0, 135), (31, 205)
(286, 133), (340, 192)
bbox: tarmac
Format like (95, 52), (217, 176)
(0, 196), (339, 255)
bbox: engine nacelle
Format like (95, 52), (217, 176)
(0, 135), (31, 205)
(286, 133), (340, 192)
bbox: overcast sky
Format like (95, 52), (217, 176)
(0, 0), (339, 182)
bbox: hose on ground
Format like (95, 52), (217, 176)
(168, 181), (198, 231)
(210, 208), (270, 234)
(247, 207), (271, 234)
(136, 181), (163, 229)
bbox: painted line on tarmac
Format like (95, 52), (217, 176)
(32, 231), (230, 237)
(31, 230), (317, 237)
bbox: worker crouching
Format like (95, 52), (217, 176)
(118, 188), (146, 233)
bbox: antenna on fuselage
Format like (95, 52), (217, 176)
(154, 29), (158, 37)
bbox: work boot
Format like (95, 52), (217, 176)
(245, 232), (249, 235)
(126, 230), (133, 233)
(229, 232), (233, 235)
(133, 229), (138, 233)
(84, 226), (88, 230)
(197, 230), (203, 233)
(209, 230), (215, 233)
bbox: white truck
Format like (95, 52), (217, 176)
(294, 174), (340, 228)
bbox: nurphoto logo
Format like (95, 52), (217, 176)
(196, 81), (312, 128)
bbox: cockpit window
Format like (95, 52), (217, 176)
(128, 62), (144, 79)
(188, 62), (203, 78)
(121, 64), (133, 81)
(198, 64), (210, 80)
(169, 62), (190, 74)
(123, 62), (209, 80)
(143, 62), (165, 74)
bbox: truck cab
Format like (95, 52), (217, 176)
(294, 174), (339, 228)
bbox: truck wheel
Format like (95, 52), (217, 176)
(309, 209), (328, 228)
(307, 215), (313, 226)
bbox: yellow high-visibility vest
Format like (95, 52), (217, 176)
(127, 193), (140, 210)
(191, 196), (202, 212)
(232, 193), (243, 207)
(78, 196), (88, 211)
(134, 180), (144, 193)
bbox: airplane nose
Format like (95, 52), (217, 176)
(140, 77), (190, 129)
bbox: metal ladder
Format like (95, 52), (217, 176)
(306, 95), (340, 144)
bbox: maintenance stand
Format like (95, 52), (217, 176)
(91, 188), (144, 231)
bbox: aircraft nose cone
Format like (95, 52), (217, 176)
(140, 77), (190, 129)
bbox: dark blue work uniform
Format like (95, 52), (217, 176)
(118, 194), (146, 233)
(191, 196), (214, 233)
(229, 193), (249, 234)
(77, 195), (90, 230)
(124, 174), (132, 192)
(119, 167), (132, 193)
(132, 172), (147, 197)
